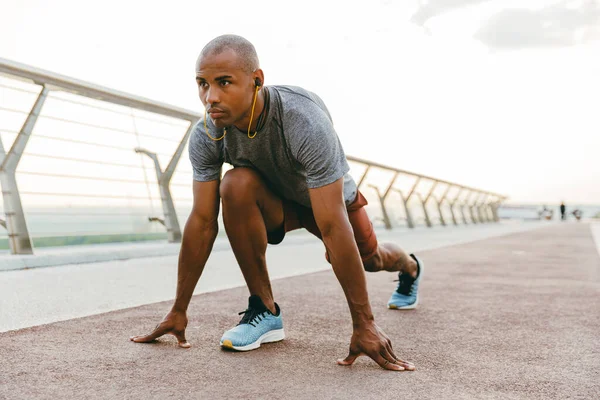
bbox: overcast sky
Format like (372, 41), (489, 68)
(1, 0), (599, 204)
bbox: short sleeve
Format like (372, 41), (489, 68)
(286, 101), (350, 189)
(188, 121), (224, 182)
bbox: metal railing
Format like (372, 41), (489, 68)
(347, 156), (506, 230)
(0, 58), (199, 254)
(0, 57), (506, 255)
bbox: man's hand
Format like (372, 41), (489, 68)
(337, 322), (415, 371)
(129, 310), (191, 348)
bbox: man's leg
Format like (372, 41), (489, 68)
(317, 192), (419, 278)
(363, 244), (418, 278)
(219, 167), (284, 314)
(343, 196), (418, 277)
(344, 195), (422, 309)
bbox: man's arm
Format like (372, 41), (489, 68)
(130, 179), (220, 348)
(309, 178), (413, 371)
(172, 180), (220, 312)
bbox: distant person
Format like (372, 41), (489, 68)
(130, 35), (422, 371)
(572, 209), (582, 221)
(560, 202), (566, 220)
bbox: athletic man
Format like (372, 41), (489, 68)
(130, 35), (423, 371)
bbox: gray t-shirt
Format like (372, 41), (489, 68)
(188, 85), (357, 208)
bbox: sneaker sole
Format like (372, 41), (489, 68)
(388, 296), (418, 310)
(220, 328), (285, 352)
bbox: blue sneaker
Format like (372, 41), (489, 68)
(220, 295), (285, 351)
(388, 254), (423, 310)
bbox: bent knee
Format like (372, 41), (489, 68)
(219, 168), (261, 201)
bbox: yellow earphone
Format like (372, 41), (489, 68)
(205, 78), (261, 141)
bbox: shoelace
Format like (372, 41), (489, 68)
(394, 273), (416, 296)
(238, 308), (271, 327)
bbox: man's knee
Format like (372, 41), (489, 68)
(220, 168), (261, 202)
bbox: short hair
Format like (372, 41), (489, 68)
(198, 34), (259, 72)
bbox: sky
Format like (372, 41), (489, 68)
(1, 0), (599, 205)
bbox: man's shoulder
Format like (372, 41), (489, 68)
(189, 119), (207, 147)
(188, 119), (225, 163)
(270, 85), (324, 108)
(269, 85), (331, 122)
(190, 119), (224, 146)
(270, 84), (315, 97)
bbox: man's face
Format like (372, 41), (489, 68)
(195, 49), (255, 129)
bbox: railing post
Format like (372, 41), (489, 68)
(461, 191), (472, 225)
(416, 193), (429, 227)
(356, 165), (371, 190)
(391, 176), (420, 229)
(482, 202), (490, 222)
(368, 186), (392, 230)
(435, 184), (451, 227)
(469, 193), (481, 224)
(417, 181), (438, 228)
(448, 187), (463, 226)
(483, 197), (494, 222)
(491, 198), (502, 222)
(134, 122), (195, 243)
(0, 86), (49, 254)
(367, 172), (398, 230)
(477, 194), (488, 223)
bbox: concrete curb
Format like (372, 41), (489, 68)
(0, 222), (556, 272)
(0, 231), (321, 272)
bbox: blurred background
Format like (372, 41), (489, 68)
(1, 0), (599, 249)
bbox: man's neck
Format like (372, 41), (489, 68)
(233, 89), (266, 133)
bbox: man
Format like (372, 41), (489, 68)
(130, 35), (422, 371)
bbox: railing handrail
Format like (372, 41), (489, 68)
(347, 156), (505, 200)
(0, 57), (200, 122)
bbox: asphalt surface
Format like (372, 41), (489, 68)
(1, 221), (549, 333)
(1, 223), (599, 399)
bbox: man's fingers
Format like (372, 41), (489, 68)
(380, 347), (405, 370)
(173, 330), (191, 349)
(373, 352), (404, 371)
(384, 340), (396, 359)
(395, 358), (416, 371)
(129, 324), (168, 343)
(385, 337), (393, 352)
(384, 339), (416, 371)
(337, 350), (362, 366)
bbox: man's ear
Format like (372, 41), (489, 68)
(253, 69), (265, 88)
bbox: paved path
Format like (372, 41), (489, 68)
(2, 221), (549, 332)
(1, 223), (598, 399)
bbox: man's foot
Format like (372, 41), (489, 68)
(220, 295), (285, 351)
(388, 254), (423, 310)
